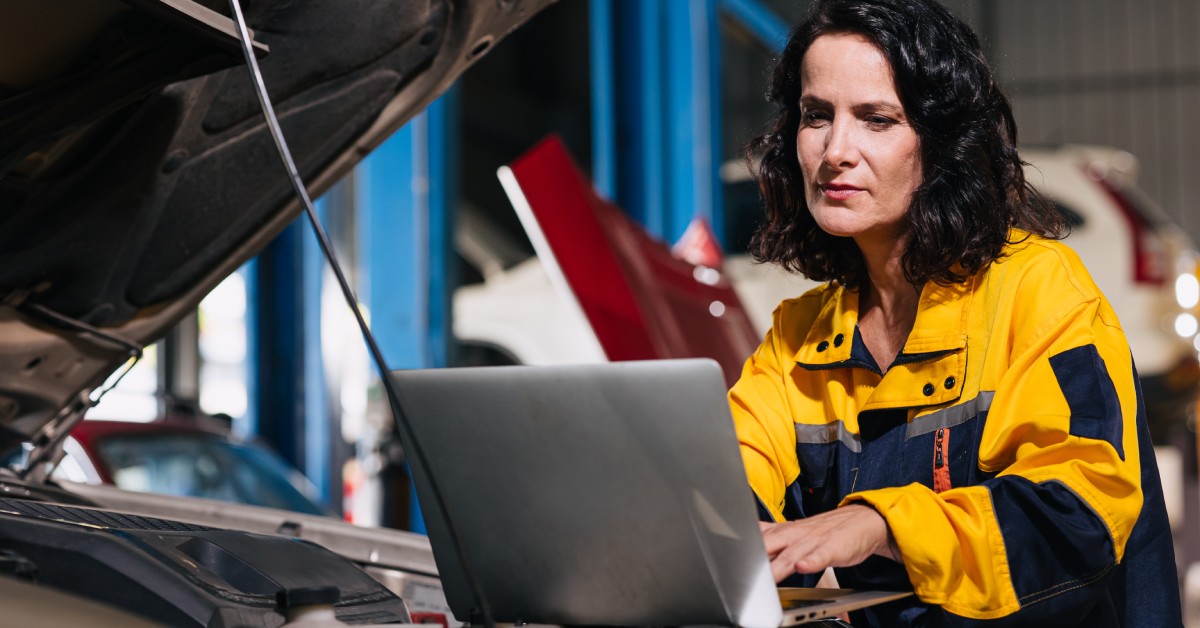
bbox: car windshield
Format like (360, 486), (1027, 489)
(95, 434), (328, 516)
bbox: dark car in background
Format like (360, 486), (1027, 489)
(55, 417), (330, 516)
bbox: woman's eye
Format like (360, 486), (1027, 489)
(865, 114), (897, 128)
(801, 110), (830, 126)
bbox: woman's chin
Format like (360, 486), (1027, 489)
(811, 220), (863, 239)
(810, 207), (864, 237)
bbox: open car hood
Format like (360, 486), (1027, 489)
(0, 0), (554, 461)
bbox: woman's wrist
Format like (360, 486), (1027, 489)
(859, 504), (901, 563)
(880, 527), (902, 563)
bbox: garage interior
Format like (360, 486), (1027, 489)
(79, 0), (1200, 620)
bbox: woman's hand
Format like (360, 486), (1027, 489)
(760, 504), (901, 583)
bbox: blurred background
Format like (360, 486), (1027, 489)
(68, 0), (1200, 619)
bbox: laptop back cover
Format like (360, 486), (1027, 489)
(390, 359), (783, 628)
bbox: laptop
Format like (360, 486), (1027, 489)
(390, 359), (911, 627)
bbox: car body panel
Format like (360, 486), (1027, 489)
(454, 256), (607, 366)
(500, 136), (760, 386)
(60, 480), (439, 577)
(60, 480), (453, 622)
(0, 572), (162, 628)
(0, 494), (413, 625)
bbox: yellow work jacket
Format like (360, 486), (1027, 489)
(729, 233), (1179, 626)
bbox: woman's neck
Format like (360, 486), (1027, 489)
(857, 236), (921, 370)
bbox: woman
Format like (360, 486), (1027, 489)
(728, 0), (1181, 625)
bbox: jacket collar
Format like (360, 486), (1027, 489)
(793, 279), (972, 371)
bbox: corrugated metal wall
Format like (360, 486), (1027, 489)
(984, 0), (1200, 237)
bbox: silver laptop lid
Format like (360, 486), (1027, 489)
(390, 359), (783, 628)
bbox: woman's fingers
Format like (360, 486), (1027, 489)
(758, 505), (894, 582)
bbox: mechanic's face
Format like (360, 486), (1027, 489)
(796, 32), (922, 251)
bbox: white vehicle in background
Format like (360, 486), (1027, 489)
(1022, 146), (1200, 422)
(455, 144), (1200, 441)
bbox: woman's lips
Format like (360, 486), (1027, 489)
(819, 183), (863, 201)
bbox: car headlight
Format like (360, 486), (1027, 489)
(1174, 312), (1198, 338)
(1176, 273), (1200, 309)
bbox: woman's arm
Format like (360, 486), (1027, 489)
(729, 303), (805, 522)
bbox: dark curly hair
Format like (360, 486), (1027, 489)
(748, 0), (1066, 289)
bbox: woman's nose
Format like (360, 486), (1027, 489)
(823, 118), (858, 169)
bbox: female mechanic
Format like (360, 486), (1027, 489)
(728, 0), (1181, 625)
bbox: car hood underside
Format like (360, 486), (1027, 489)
(0, 0), (553, 457)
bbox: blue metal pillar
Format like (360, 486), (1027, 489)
(245, 205), (334, 507)
(611, 1), (664, 236)
(301, 197), (333, 501)
(246, 224), (306, 471)
(358, 102), (456, 371)
(356, 89), (459, 533)
(718, 0), (790, 55)
(666, 0), (722, 244)
(590, 0), (617, 201)
(601, 0), (723, 245)
(241, 261), (261, 442)
(634, 0), (668, 238)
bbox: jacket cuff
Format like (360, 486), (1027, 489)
(841, 484), (1022, 620)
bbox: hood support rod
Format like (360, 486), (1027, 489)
(225, 1), (495, 625)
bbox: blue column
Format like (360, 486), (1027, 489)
(665, 0), (722, 244)
(606, 0), (723, 245)
(358, 112), (454, 371)
(244, 206), (334, 508)
(241, 260), (261, 442)
(718, 0), (790, 55)
(356, 90), (458, 533)
(613, 0), (666, 235)
(247, 223), (306, 470)
(426, 90), (458, 372)
(301, 197), (333, 502)
(590, 0), (617, 201)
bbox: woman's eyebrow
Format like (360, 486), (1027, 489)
(854, 100), (903, 111)
(852, 101), (907, 119)
(799, 96), (905, 115)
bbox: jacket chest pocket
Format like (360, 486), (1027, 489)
(792, 442), (844, 516)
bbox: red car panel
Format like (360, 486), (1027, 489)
(504, 136), (761, 385)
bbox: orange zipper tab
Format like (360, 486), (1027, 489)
(933, 427), (951, 493)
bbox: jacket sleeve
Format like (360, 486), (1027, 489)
(844, 251), (1146, 623)
(728, 304), (800, 523)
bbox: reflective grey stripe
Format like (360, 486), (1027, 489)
(795, 422), (862, 453)
(906, 391), (996, 439)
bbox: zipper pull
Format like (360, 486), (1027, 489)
(933, 427), (951, 493)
